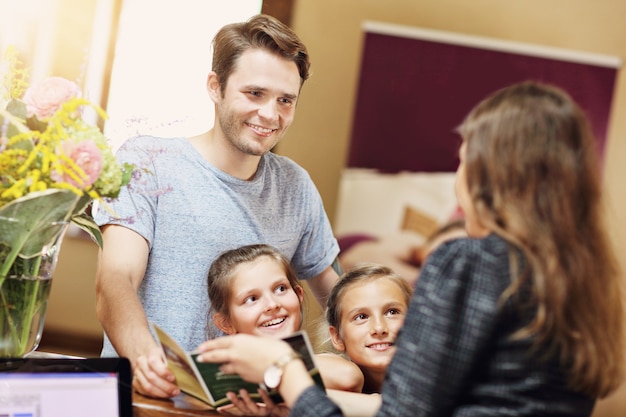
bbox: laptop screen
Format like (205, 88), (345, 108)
(0, 358), (132, 417)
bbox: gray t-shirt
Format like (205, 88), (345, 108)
(94, 136), (339, 355)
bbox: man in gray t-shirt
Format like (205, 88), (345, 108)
(94, 14), (340, 399)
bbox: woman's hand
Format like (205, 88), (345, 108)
(195, 334), (292, 384)
(195, 334), (316, 408)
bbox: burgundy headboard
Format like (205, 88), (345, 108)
(348, 22), (621, 174)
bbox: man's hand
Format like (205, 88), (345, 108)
(132, 345), (180, 398)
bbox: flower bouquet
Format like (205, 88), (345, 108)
(0, 47), (133, 357)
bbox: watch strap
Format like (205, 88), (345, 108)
(264, 350), (302, 390)
(274, 350), (301, 371)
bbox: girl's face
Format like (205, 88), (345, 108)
(329, 278), (408, 374)
(455, 141), (489, 238)
(214, 256), (303, 338)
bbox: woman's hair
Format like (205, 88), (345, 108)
(211, 14), (311, 93)
(458, 81), (624, 397)
(206, 244), (303, 337)
(326, 264), (413, 335)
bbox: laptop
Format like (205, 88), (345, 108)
(0, 357), (132, 417)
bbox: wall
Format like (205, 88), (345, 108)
(45, 234), (101, 341)
(279, 1), (626, 416)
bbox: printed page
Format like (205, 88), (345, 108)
(153, 323), (212, 405)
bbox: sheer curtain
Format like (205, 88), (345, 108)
(104, 0), (262, 149)
(0, 0), (57, 81)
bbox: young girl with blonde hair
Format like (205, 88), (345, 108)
(322, 264), (413, 394)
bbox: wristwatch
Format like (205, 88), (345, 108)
(263, 350), (302, 389)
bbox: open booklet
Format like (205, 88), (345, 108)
(152, 323), (325, 409)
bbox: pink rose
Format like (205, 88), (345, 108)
(23, 76), (81, 119)
(52, 140), (103, 188)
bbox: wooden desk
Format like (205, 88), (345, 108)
(133, 392), (223, 416)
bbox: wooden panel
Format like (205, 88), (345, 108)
(262, 0), (295, 26)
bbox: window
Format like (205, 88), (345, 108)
(104, 0), (262, 148)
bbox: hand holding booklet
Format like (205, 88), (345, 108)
(152, 323), (325, 409)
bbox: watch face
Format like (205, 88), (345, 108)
(263, 365), (282, 389)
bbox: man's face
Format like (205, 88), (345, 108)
(212, 48), (301, 156)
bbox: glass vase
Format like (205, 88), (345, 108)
(0, 219), (69, 357)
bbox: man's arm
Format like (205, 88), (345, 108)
(95, 224), (179, 398)
(306, 264), (340, 308)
